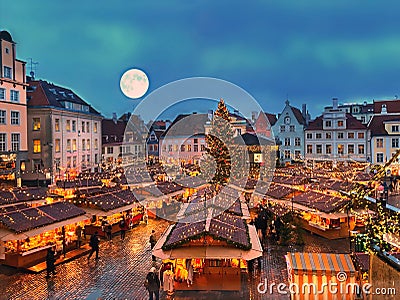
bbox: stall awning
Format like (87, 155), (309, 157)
(81, 202), (141, 217)
(0, 214), (89, 241)
(152, 224), (263, 260)
(286, 252), (356, 276)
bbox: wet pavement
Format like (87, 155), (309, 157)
(0, 221), (350, 300)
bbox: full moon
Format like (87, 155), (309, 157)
(120, 68), (149, 99)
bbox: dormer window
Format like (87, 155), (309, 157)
(392, 125), (399, 133)
(337, 120), (344, 127)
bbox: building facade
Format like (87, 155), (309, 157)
(272, 100), (309, 162)
(305, 98), (368, 162)
(0, 31), (28, 185)
(254, 111), (277, 138)
(25, 80), (102, 184)
(324, 100), (374, 125)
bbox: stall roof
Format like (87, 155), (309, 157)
(153, 224), (262, 260)
(0, 214), (89, 241)
(286, 252), (355, 275)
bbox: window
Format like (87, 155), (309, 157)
(194, 138), (198, 144)
(377, 153), (384, 163)
(338, 120), (344, 127)
(280, 125), (285, 132)
(295, 150), (301, 159)
(194, 144), (198, 152)
(3, 66), (11, 79)
(11, 134), (19, 151)
(361, 116), (366, 123)
(95, 154), (98, 164)
(180, 144), (185, 152)
(348, 144), (354, 154)
(168, 145), (172, 152)
(33, 118), (41, 131)
(72, 139), (77, 151)
(11, 111), (19, 125)
(87, 154), (90, 162)
(306, 144), (312, 154)
(358, 144), (365, 154)
(173, 144), (178, 152)
(55, 139), (60, 152)
(0, 88), (5, 100)
(87, 122), (90, 133)
(201, 144), (206, 151)
(347, 132), (355, 139)
(0, 110), (6, 124)
(295, 137), (301, 146)
(82, 140), (86, 151)
(284, 138), (290, 146)
(338, 144), (344, 155)
(73, 156), (77, 168)
(326, 144), (332, 154)
(187, 144), (192, 152)
(316, 133), (322, 139)
(154, 145), (158, 151)
(236, 128), (241, 136)
(392, 138), (399, 148)
(306, 133), (312, 139)
(0, 134), (5, 151)
(94, 139), (98, 150)
(87, 139), (90, 150)
(67, 139), (71, 152)
(376, 138), (384, 148)
(5, 47), (9, 54)
(72, 120), (76, 132)
(338, 132), (344, 139)
(94, 122), (98, 133)
(10, 90), (19, 102)
(148, 145), (153, 152)
(55, 119), (60, 131)
(325, 132), (332, 139)
(33, 139), (41, 153)
(290, 125), (295, 132)
(392, 125), (399, 132)
(316, 144), (322, 154)
(107, 147), (113, 154)
(82, 122), (85, 133)
(358, 132), (365, 139)
(325, 120), (332, 127)
(284, 150), (291, 159)
(67, 157), (71, 168)
(66, 120), (71, 131)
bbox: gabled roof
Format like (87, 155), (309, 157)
(290, 106), (306, 125)
(102, 119), (127, 144)
(161, 113), (208, 138)
(264, 112), (277, 126)
(306, 113), (366, 131)
(368, 114), (400, 136)
(27, 80), (101, 115)
(233, 133), (273, 146)
(374, 100), (400, 114)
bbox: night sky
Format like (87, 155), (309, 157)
(2, 0), (400, 120)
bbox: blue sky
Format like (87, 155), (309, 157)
(2, 0), (400, 120)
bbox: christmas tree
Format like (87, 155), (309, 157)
(204, 99), (235, 186)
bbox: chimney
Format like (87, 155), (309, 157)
(112, 113), (117, 124)
(302, 104), (307, 119)
(332, 98), (338, 110)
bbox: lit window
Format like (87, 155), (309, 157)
(338, 120), (344, 127)
(94, 139), (98, 150)
(67, 139), (71, 152)
(94, 122), (98, 133)
(358, 144), (365, 154)
(338, 144), (344, 155)
(66, 120), (71, 131)
(347, 132), (354, 139)
(55, 119), (60, 131)
(187, 144), (192, 152)
(55, 139), (60, 152)
(348, 144), (354, 154)
(72, 139), (77, 151)
(33, 118), (41, 131)
(358, 132), (365, 139)
(376, 138), (384, 148)
(316, 145), (322, 154)
(87, 139), (90, 150)
(306, 144), (312, 154)
(33, 139), (41, 153)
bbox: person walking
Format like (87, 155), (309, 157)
(46, 246), (57, 279)
(149, 230), (157, 261)
(145, 267), (160, 300)
(87, 231), (100, 261)
(119, 218), (128, 240)
(106, 223), (112, 241)
(75, 225), (82, 248)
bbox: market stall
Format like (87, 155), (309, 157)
(285, 252), (356, 300)
(153, 210), (263, 291)
(0, 202), (88, 268)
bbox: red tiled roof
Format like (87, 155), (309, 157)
(291, 106), (306, 125)
(306, 113), (366, 131)
(368, 114), (400, 136)
(264, 112), (277, 126)
(374, 100), (400, 113)
(102, 119), (127, 144)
